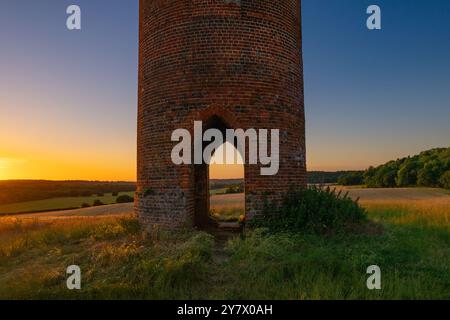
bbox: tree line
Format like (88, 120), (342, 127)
(338, 148), (450, 189)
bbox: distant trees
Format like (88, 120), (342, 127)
(116, 195), (134, 203)
(0, 181), (136, 206)
(307, 171), (364, 184)
(440, 171), (450, 189)
(225, 184), (244, 194)
(363, 148), (450, 189)
(337, 172), (364, 186)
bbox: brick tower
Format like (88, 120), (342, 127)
(136, 0), (306, 229)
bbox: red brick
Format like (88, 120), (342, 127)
(136, 0), (306, 229)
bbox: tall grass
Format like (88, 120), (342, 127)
(0, 195), (449, 300)
(362, 198), (450, 230)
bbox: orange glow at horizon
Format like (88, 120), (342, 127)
(0, 155), (135, 181)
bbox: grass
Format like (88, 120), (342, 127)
(0, 192), (135, 215)
(210, 207), (243, 222)
(210, 193), (244, 222)
(362, 198), (450, 229)
(0, 190), (449, 300)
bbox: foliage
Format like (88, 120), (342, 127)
(209, 179), (243, 190)
(307, 171), (363, 184)
(440, 171), (450, 190)
(364, 148), (450, 189)
(225, 184), (244, 194)
(0, 192), (135, 215)
(0, 200), (449, 300)
(116, 195), (134, 204)
(93, 200), (104, 207)
(249, 186), (368, 234)
(0, 181), (136, 206)
(337, 172), (364, 186)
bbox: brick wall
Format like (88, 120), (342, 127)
(136, 0), (306, 229)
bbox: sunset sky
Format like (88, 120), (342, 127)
(1, 0), (450, 181)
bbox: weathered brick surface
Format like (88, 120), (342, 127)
(136, 0), (306, 229)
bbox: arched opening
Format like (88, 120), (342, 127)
(209, 142), (245, 226)
(193, 115), (245, 229)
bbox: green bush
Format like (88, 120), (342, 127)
(93, 199), (104, 207)
(337, 172), (364, 186)
(440, 171), (450, 189)
(116, 195), (134, 204)
(249, 186), (367, 234)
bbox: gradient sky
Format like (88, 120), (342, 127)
(1, 0), (449, 180)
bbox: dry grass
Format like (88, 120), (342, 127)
(0, 214), (213, 300)
(361, 198), (450, 229)
(0, 215), (135, 259)
(210, 193), (244, 221)
(335, 186), (448, 201)
(0, 188), (449, 299)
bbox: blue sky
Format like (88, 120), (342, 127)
(303, 0), (450, 169)
(0, 0), (449, 179)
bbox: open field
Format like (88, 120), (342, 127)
(335, 186), (449, 201)
(2, 187), (447, 224)
(0, 186), (448, 300)
(210, 193), (245, 221)
(0, 189), (449, 299)
(211, 187), (450, 223)
(0, 192), (135, 215)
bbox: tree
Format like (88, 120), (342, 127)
(337, 172), (364, 186)
(440, 171), (450, 189)
(417, 160), (444, 187)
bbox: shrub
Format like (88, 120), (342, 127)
(116, 195), (134, 204)
(225, 184), (244, 194)
(249, 186), (367, 234)
(93, 200), (104, 207)
(81, 203), (91, 208)
(112, 192), (119, 197)
(143, 188), (156, 197)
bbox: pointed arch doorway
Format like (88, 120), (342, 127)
(193, 115), (245, 229)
